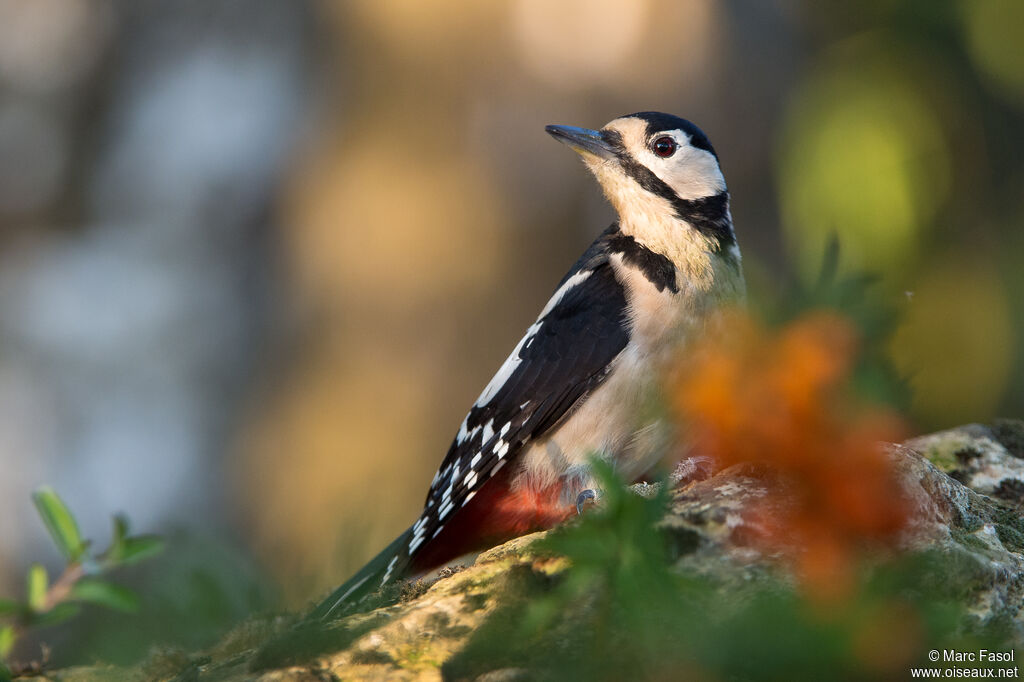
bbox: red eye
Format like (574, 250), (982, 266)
(652, 136), (677, 157)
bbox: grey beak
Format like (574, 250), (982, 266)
(545, 125), (616, 161)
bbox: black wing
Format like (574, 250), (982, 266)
(399, 226), (631, 561)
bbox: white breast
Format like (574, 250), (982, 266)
(514, 254), (710, 503)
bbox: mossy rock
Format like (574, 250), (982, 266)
(22, 424), (1024, 681)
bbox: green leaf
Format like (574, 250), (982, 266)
(0, 599), (17, 617)
(31, 603), (79, 627)
(101, 516), (128, 566)
(0, 625), (14, 659)
(26, 564), (47, 612)
(116, 536), (164, 565)
(71, 579), (139, 613)
(32, 487), (84, 561)
(112, 514), (129, 545)
(0, 661), (10, 682)
(103, 515), (163, 567)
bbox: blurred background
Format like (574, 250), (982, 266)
(0, 0), (1020, 665)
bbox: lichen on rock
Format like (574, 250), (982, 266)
(908, 420), (1024, 508)
(26, 423), (1024, 681)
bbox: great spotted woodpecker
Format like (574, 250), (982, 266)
(313, 112), (745, 618)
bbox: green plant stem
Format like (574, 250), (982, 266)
(40, 563), (84, 613)
(5, 562), (85, 655)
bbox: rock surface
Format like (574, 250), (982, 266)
(30, 421), (1024, 681)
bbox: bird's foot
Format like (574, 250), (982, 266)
(576, 488), (600, 515)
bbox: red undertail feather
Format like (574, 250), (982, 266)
(410, 465), (576, 572)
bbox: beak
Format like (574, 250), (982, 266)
(545, 125), (616, 161)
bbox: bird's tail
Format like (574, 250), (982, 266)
(308, 525), (415, 621)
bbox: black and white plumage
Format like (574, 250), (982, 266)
(312, 112), (745, 619)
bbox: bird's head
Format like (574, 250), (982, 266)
(546, 112), (735, 258)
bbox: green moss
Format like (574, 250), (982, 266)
(394, 641), (446, 671)
(949, 527), (992, 553)
(907, 550), (990, 606)
(423, 612), (471, 640)
(249, 611), (387, 672)
(921, 442), (962, 472)
(206, 614), (288, 661)
(461, 592), (490, 613)
(349, 648), (394, 666)
(991, 506), (1024, 554)
(49, 666), (135, 682)
(136, 647), (194, 680)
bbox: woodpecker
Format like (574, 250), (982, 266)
(312, 112), (745, 619)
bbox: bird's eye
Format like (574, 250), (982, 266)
(652, 136), (677, 158)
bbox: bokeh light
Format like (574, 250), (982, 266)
(283, 124), (507, 307)
(778, 35), (951, 278)
(511, 0), (650, 90)
(0, 0), (1020, 665)
(0, 0), (111, 93)
(890, 258), (1014, 428)
(961, 0), (1024, 107)
(511, 0), (720, 95)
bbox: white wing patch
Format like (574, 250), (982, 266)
(408, 516), (429, 554)
(473, 269), (592, 409)
(456, 420), (483, 446)
(539, 270), (592, 318)
(381, 555), (399, 586)
(411, 413), (524, 554)
(475, 322), (540, 407)
(405, 266), (609, 561)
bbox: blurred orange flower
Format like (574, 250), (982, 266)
(671, 309), (910, 600)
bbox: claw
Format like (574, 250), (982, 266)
(576, 489), (597, 515)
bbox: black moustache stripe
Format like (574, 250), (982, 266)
(601, 131), (735, 250)
(617, 155), (735, 248)
(606, 233), (679, 293)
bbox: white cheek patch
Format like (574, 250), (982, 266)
(594, 119), (726, 210)
(635, 142), (725, 201)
